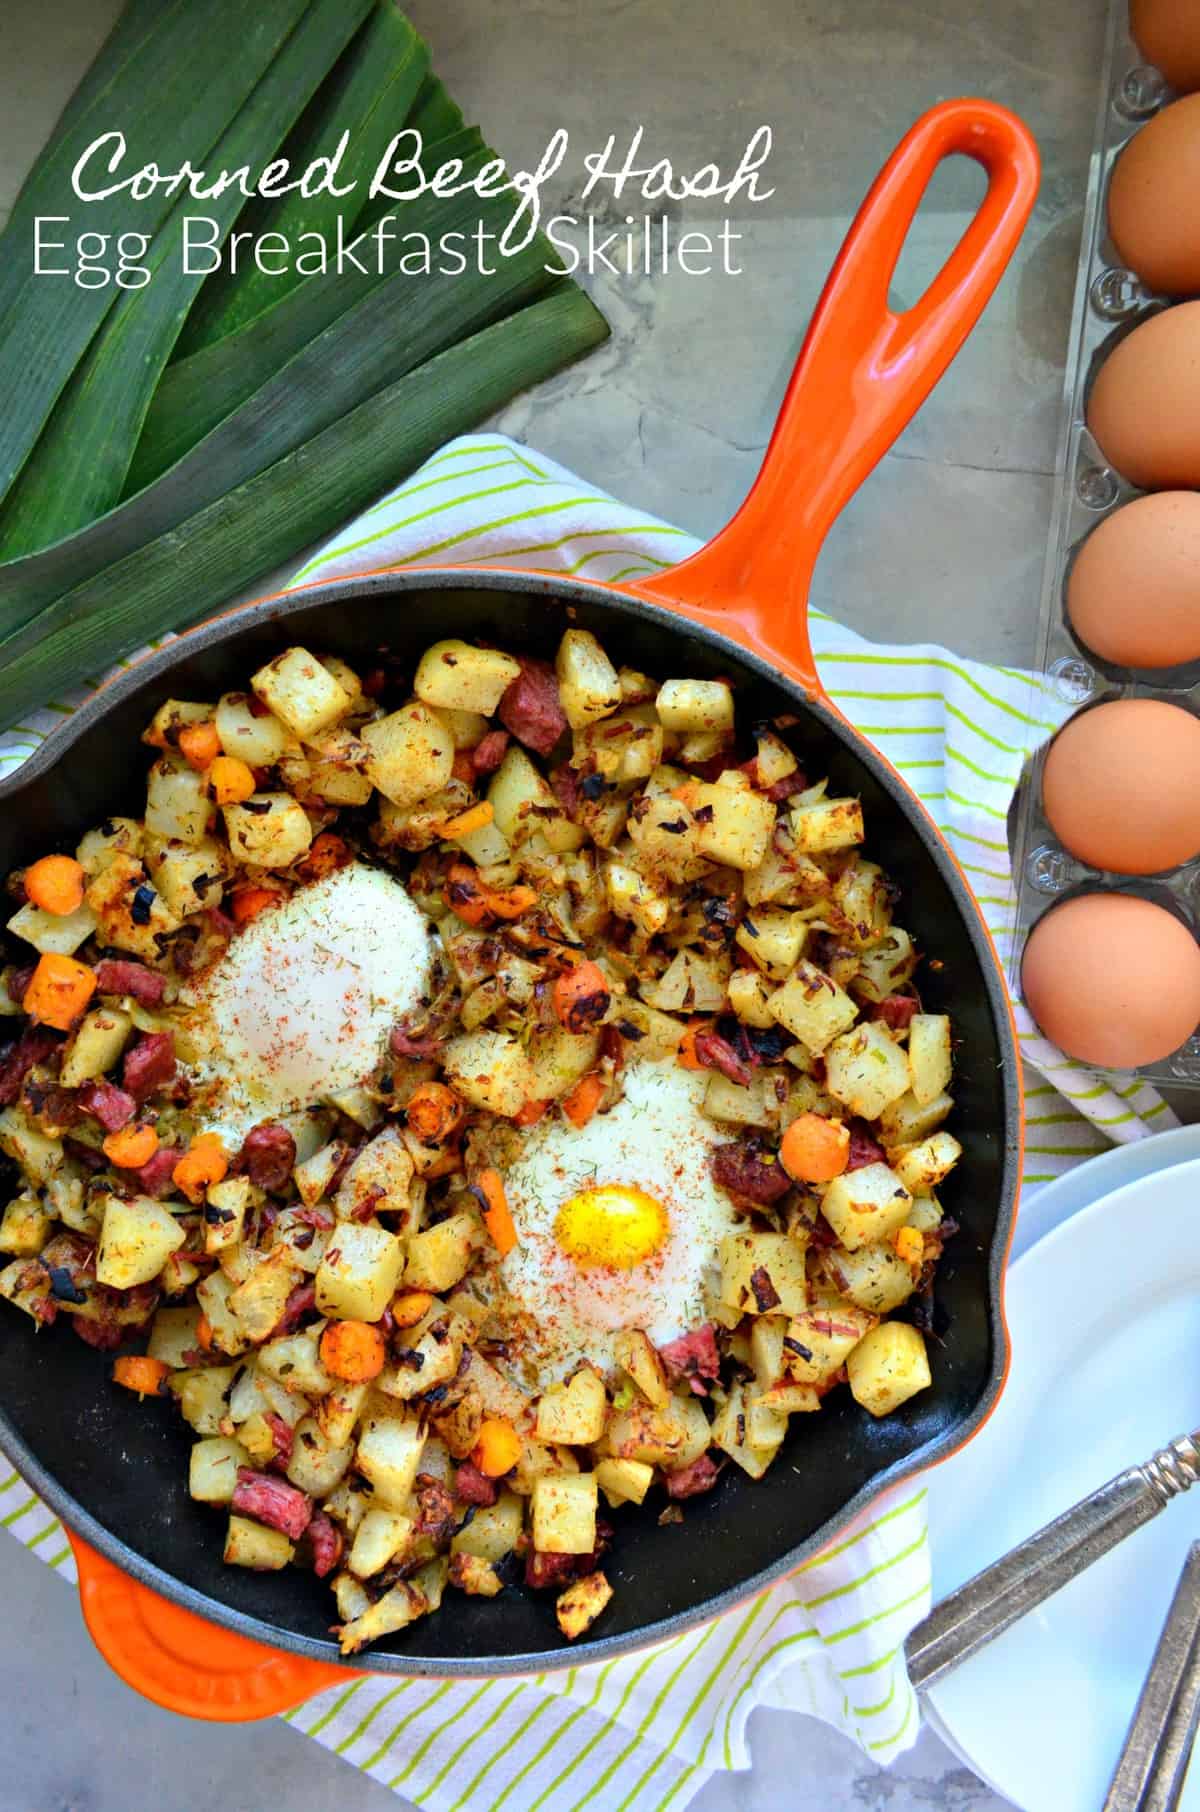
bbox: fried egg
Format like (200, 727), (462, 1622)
(180, 862), (434, 1150)
(491, 1061), (741, 1390)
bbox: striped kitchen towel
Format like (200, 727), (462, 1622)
(0, 433), (1174, 1811)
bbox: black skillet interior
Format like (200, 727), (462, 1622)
(0, 573), (1018, 1673)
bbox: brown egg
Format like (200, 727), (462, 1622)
(1022, 892), (1200, 1066)
(1108, 97), (1200, 295)
(1088, 303), (1200, 487)
(1067, 492), (1200, 667)
(1042, 698), (1200, 872)
(1131, 0), (1200, 95)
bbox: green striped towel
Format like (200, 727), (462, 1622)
(0, 434), (1175, 1810)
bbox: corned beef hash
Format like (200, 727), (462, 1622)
(0, 631), (961, 1652)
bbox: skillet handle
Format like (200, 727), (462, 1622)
(68, 1532), (352, 1721)
(625, 98), (1039, 695)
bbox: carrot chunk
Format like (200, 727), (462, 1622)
(780, 1112), (850, 1183)
(390, 1290), (434, 1329)
(514, 1097), (550, 1127)
(443, 861), (492, 926)
(562, 1072), (605, 1128)
(477, 1167), (517, 1257)
(893, 1225), (924, 1266)
(319, 1319), (387, 1383)
(23, 854), (86, 917)
(178, 722), (221, 771)
(209, 755), (256, 805)
(677, 1024), (708, 1071)
(441, 800), (493, 840)
(102, 1123), (159, 1169)
(405, 1081), (464, 1145)
(113, 1355), (170, 1398)
(551, 960), (611, 1033)
(230, 885), (283, 925)
(173, 1133), (228, 1204)
(24, 953), (96, 1030)
(297, 831), (351, 882)
(473, 1416), (522, 1479)
(196, 1314), (215, 1353)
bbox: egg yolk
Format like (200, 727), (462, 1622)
(554, 1184), (668, 1270)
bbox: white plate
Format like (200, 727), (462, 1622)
(925, 1157), (1200, 1812)
(1010, 1121), (1200, 1264)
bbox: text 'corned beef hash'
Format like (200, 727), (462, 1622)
(0, 630), (961, 1652)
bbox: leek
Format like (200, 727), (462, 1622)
(0, 0), (375, 559)
(0, 0), (317, 507)
(0, 284), (609, 731)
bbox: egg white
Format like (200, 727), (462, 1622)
(489, 1061), (741, 1391)
(180, 862), (434, 1150)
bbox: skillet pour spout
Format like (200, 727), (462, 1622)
(0, 99), (1034, 1715)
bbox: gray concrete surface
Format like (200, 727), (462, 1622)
(0, 0), (1109, 1806)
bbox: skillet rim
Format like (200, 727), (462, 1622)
(0, 565), (1022, 1675)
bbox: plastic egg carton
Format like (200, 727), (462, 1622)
(1008, 0), (1200, 1081)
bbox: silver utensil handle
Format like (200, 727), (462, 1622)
(906, 1433), (1200, 1694)
(1104, 1542), (1200, 1812)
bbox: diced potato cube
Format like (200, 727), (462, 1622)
(719, 1231), (808, 1317)
(613, 1329), (669, 1408)
(0, 1194), (51, 1257)
(224, 1514), (294, 1571)
(790, 797), (864, 853)
(826, 1242), (918, 1314)
(727, 967), (777, 1029)
(574, 705), (664, 785)
(0, 1109), (63, 1185)
(403, 1212), (480, 1293)
(703, 1073), (774, 1128)
(283, 1417), (351, 1496)
(85, 853), (179, 959)
(258, 1326), (332, 1397)
(906, 1195), (943, 1234)
(712, 1382), (779, 1478)
(335, 1129), (415, 1230)
(556, 629), (621, 729)
(488, 746), (581, 853)
(97, 1193), (185, 1288)
(252, 647), (352, 739)
(655, 678), (734, 733)
(768, 962), (859, 1054)
(830, 859), (892, 950)
(451, 1493), (525, 1566)
(824, 1021), (911, 1121)
(594, 1456), (655, 1508)
(891, 1132), (962, 1195)
(526, 1027), (600, 1103)
(215, 692), (298, 767)
(203, 1175), (251, 1256)
(749, 1315), (788, 1390)
(735, 907), (809, 981)
(6, 899), (99, 957)
(223, 793), (313, 868)
(627, 797), (708, 886)
(846, 1321), (931, 1417)
(146, 1304), (204, 1369)
(605, 859), (670, 936)
(76, 817), (143, 878)
(414, 640), (521, 715)
(854, 929), (917, 1003)
(535, 1367), (607, 1445)
(315, 1379), (368, 1451)
(356, 1414), (426, 1509)
(316, 1222), (405, 1322)
(450, 1552), (504, 1597)
(143, 699), (210, 750)
(189, 1436), (250, 1505)
(532, 1471), (598, 1555)
(754, 1380), (822, 1414)
(878, 1090), (954, 1147)
(59, 1007), (131, 1087)
(172, 1363), (239, 1435)
(377, 1320), (463, 1401)
(228, 1248), (301, 1342)
(821, 1163), (913, 1252)
(609, 998), (685, 1057)
(332, 1571), (371, 1622)
(908, 1015), (953, 1105)
(744, 1397), (789, 1452)
(557, 1570), (613, 1639)
(689, 782), (775, 872)
(195, 1270), (248, 1356)
(443, 1030), (535, 1119)
(337, 1579), (427, 1654)
(347, 1507), (414, 1579)
(429, 706), (489, 750)
(304, 728), (373, 807)
(293, 1138), (349, 1209)
(144, 835), (229, 918)
(145, 759), (211, 846)
(363, 701), (455, 808)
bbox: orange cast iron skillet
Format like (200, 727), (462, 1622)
(0, 100), (1035, 1719)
